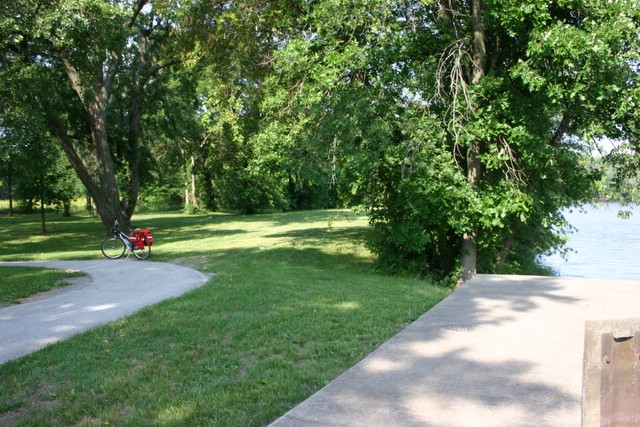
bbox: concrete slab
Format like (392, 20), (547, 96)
(0, 260), (210, 365)
(270, 274), (640, 427)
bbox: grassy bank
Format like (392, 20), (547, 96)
(0, 209), (450, 426)
(0, 267), (85, 307)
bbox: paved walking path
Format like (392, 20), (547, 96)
(0, 260), (210, 365)
(270, 274), (640, 427)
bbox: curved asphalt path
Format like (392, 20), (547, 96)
(0, 260), (210, 365)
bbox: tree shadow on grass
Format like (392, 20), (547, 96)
(264, 225), (371, 244)
(0, 209), (366, 262)
(0, 226), (249, 261)
(154, 235), (375, 276)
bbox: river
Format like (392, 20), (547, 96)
(540, 203), (640, 280)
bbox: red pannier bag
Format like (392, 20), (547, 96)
(130, 229), (153, 249)
(129, 232), (145, 249)
(139, 229), (153, 246)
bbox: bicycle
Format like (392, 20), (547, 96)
(101, 219), (152, 260)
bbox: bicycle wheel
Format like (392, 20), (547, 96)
(133, 239), (151, 260)
(101, 237), (126, 259)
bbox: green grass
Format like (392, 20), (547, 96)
(0, 267), (85, 307)
(0, 209), (450, 426)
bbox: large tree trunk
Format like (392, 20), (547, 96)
(88, 92), (127, 232)
(61, 55), (127, 233)
(461, 142), (481, 281)
(460, 0), (486, 283)
(191, 159), (198, 209)
(46, 109), (121, 233)
(183, 155), (198, 210)
(123, 30), (151, 219)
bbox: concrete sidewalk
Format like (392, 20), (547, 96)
(0, 260), (210, 365)
(270, 274), (640, 427)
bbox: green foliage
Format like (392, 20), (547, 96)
(137, 185), (183, 212)
(255, 0), (637, 279)
(2, 0), (639, 277)
(171, 1), (321, 214)
(0, 110), (82, 216)
(596, 143), (640, 206)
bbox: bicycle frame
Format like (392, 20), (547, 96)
(113, 222), (133, 249)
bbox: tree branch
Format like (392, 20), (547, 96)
(127, 0), (149, 29)
(60, 58), (87, 107)
(42, 107), (98, 198)
(146, 58), (182, 81)
(549, 112), (573, 147)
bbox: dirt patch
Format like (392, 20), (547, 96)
(72, 416), (104, 426)
(236, 354), (258, 379)
(0, 382), (64, 427)
(0, 407), (27, 427)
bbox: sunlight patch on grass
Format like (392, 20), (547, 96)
(157, 403), (197, 424)
(333, 301), (360, 310)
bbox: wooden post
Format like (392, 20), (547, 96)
(583, 319), (640, 426)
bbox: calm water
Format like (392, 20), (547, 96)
(541, 203), (640, 280)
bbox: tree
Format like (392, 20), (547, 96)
(443, 0), (640, 280)
(2, 0), (636, 280)
(186, 0), (315, 213)
(0, 131), (18, 216)
(0, 115), (81, 228)
(0, 0), (183, 232)
(258, 0), (639, 281)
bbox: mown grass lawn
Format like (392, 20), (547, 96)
(0, 267), (85, 307)
(0, 209), (450, 426)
